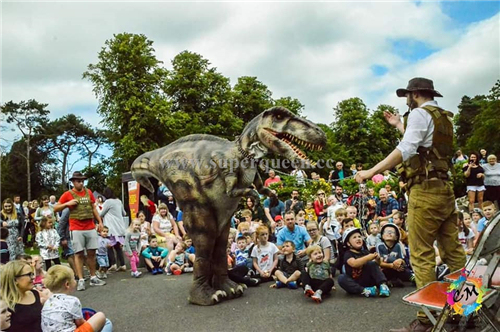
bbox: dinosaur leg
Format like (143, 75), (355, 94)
(211, 218), (246, 300)
(182, 205), (224, 306)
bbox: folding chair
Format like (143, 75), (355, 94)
(401, 211), (500, 332)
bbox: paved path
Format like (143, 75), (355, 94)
(75, 268), (426, 332)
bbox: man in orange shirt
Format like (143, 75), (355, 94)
(54, 171), (106, 291)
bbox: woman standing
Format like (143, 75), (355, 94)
(34, 196), (56, 224)
(0, 260), (43, 332)
(100, 187), (128, 272)
(464, 152), (485, 212)
(453, 150), (468, 164)
(484, 154), (500, 208)
(1, 199), (24, 261)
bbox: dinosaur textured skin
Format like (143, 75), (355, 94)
(131, 107), (326, 305)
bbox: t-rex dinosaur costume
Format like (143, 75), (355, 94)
(131, 107), (326, 305)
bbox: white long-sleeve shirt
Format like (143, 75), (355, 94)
(396, 100), (438, 162)
(99, 199), (128, 237)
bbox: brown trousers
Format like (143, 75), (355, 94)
(407, 179), (466, 322)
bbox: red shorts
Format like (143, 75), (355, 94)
(75, 321), (94, 332)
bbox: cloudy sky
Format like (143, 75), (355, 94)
(2, 0), (499, 170)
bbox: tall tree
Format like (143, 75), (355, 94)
(367, 105), (402, 165)
(231, 76), (273, 122)
(164, 51), (243, 139)
(83, 33), (170, 182)
(78, 128), (109, 170)
(1, 100), (50, 201)
(454, 95), (486, 149)
(273, 97), (304, 116)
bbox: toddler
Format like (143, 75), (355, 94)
(301, 245), (335, 303)
(142, 235), (168, 274)
(32, 255), (46, 290)
(124, 220), (142, 278)
(338, 227), (390, 297)
(272, 241), (303, 289)
(251, 226), (279, 282)
(305, 201), (317, 222)
(42, 265), (112, 332)
(138, 210), (151, 251)
(376, 224), (413, 287)
(167, 242), (193, 275)
(96, 226), (111, 279)
(346, 206), (362, 229)
(35, 216), (61, 269)
(366, 222), (382, 251)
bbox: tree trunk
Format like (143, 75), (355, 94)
(27, 132), (31, 201)
(61, 150), (68, 192)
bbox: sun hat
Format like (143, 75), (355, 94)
(396, 77), (443, 98)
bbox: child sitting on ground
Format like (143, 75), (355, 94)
(463, 211), (477, 238)
(235, 235), (252, 270)
(42, 265), (112, 332)
(392, 212), (408, 247)
(366, 222), (382, 252)
(184, 235), (195, 255)
(272, 241), (303, 289)
(274, 215), (285, 238)
(305, 201), (317, 222)
(0, 295), (12, 331)
(167, 242), (193, 275)
(96, 226), (111, 279)
(301, 245), (335, 303)
(142, 235), (168, 275)
(338, 227), (390, 298)
(138, 210), (151, 251)
(228, 228), (237, 255)
(251, 226), (279, 283)
(457, 211), (474, 258)
(32, 255), (46, 289)
(376, 224), (413, 288)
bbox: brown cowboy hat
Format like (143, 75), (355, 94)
(69, 171), (88, 181)
(396, 77), (443, 98)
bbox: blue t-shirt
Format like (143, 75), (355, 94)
(276, 226), (311, 251)
(263, 199), (285, 220)
(176, 210), (183, 222)
(376, 242), (404, 264)
(477, 217), (488, 233)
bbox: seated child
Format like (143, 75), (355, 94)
(0, 296), (12, 331)
(142, 235), (168, 275)
(235, 235), (252, 270)
(251, 226), (279, 282)
(376, 224), (413, 287)
(392, 212), (408, 247)
(338, 227), (390, 297)
(457, 211), (474, 258)
(184, 235), (195, 255)
(32, 255), (46, 290)
(334, 218), (355, 274)
(366, 222), (382, 252)
(301, 245), (335, 303)
(96, 226), (111, 279)
(228, 228), (237, 255)
(167, 242), (192, 275)
(463, 212), (477, 238)
(272, 241), (303, 289)
(42, 265), (112, 332)
(305, 201), (317, 222)
(274, 215), (285, 239)
(237, 221), (250, 239)
(346, 206), (362, 229)
(296, 214), (306, 228)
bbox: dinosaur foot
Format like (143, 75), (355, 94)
(188, 280), (224, 306)
(214, 278), (245, 300)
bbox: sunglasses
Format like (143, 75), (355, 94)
(307, 229), (318, 232)
(74, 180), (84, 183)
(16, 272), (34, 279)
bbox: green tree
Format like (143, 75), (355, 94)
(466, 97), (500, 154)
(273, 97), (304, 116)
(81, 162), (109, 194)
(1, 100), (50, 201)
(231, 76), (274, 122)
(454, 95), (486, 149)
(164, 51), (243, 139)
(83, 33), (171, 181)
(367, 105), (402, 165)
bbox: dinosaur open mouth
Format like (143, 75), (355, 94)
(265, 128), (323, 165)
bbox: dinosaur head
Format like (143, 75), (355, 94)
(239, 107), (326, 166)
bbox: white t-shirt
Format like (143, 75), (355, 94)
(41, 294), (83, 332)
(152, 213), (173, 235)
(323, 219), (341, 241)
(251, 242), (278, 272)
(458, 228), (475, 251)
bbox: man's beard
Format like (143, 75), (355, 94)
(408, 95), (418, 110)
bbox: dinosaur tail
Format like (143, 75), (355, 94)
(130, 152), (158, 194)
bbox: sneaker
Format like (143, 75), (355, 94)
(95, 271), (103, 279)
(89, 277), (106, 286)
(390, 278), (405, 288)
(101, 272), (107, 279)
(118, 265), (127, 272)
(409, 273), (416, 284)
(165, 267), (172, 275)
(304, 285), (314, 297)
(77, 279), (86, 291)
(311, 290), (323, 303)
(132, 271), (142, 278)
(152, 268), (158, 275)
(287, 281), (298, 289)
(361, 286), (377, 297)
(184, 267), (193, 273)
(108, 264), (117, 272)
(379, 284), (390, 297)
(275, 281), (286, 288)
(173, 270), (182, 275)
(436, 264), (450, 280)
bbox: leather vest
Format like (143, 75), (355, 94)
(396, 105), (454, 189)
(69, 189), (94, 220)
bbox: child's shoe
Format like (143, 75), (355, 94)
(131, 271), (142, 278)
(304, 284), (315, 297)
(173, 270), (182, 275)
(77, 279), (86, 291)
(361, 286), (377, 297)
(151, 268), (158, 275)
(165, 267), (172, 275)
(118, 265), (127, 272)
(275, 281), (286, 288)
(108, 264), (117, 272)
(89, 276), (106, 286)
(379, 283), (390, 297)
(287, 281), (298, 289)
(311, 290), (323, 303)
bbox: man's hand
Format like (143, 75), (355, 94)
(61, 239), (68, 248)
(297, 249), (306, 257)
(384, 111), (402, 128)
(66, 199), (79, 207)
(96, 222), (103, 233)
(355, 170), (373, 184)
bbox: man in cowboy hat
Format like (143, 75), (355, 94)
(54, 171), (107, 291)
(356, 78), (465, 332)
